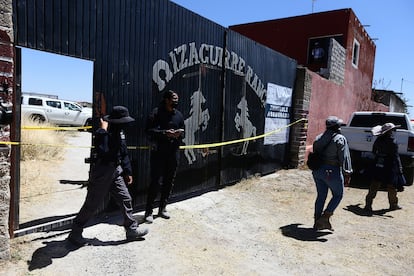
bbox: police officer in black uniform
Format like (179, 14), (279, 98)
(68, 106), (148, 246)
(144, 90), (185, 223)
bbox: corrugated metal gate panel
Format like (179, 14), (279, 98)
(222, 30), (297, 185)
(148, 2), (226, 198)
(13, 0), (297, 215)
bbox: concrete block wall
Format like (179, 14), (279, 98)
(327, 38), (346, 85)
(0, 0), (13, 261)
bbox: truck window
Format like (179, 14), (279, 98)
(64, 102), (81, 111)
(28, 97), (43, 106)
(350, 115), (407, 129)
(46, 100), (62, 109)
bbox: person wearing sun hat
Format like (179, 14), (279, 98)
(311, 115), (353, 231)
(68, 106), (148, 246)
(364, 122), (405, 213)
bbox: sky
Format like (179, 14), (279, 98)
(22, 49), (93, 102)
(22, 0), (414, 115)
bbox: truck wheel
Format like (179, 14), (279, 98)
(85, 118), (92, 127)
(30, 114), (45, 123)
(81, 118), (93, 132)
(403, 168), (414, 186)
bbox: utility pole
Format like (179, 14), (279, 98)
(312, 0), (317, 13)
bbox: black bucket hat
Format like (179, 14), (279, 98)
(103, 106), (135, 124)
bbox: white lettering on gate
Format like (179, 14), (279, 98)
(153, 42), (266, 104)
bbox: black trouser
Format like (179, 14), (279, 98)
(365, 179), (398, 208)
(145, 149), (179, 215)
(71, 162), (137, 235)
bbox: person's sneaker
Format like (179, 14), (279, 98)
(145, 214), (154, 224)
(67, 233), (87, 247)
(158, 209), (170, 219)
(126, 227), (149, 240)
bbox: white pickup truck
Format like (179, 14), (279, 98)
(341, 111), (414, 186)
(21, 94), (92, 127)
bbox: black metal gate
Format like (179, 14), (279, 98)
(12, 0), (297, 232)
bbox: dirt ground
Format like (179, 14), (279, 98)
(18, 131), (90, 226)
(1, 132), (414, 275)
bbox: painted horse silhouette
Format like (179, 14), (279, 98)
(235, 96), (257, 155)
(183, 90), (210, 164)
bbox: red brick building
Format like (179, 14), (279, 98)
(230, 9), (387, 156)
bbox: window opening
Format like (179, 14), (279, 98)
(352, 39), (360, 68)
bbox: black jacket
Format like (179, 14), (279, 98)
(372, 134), (403, 187)
(94, 127), (132, 176)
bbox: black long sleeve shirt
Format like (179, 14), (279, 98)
(146, 105), (185, 152)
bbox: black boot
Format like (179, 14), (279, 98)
(158, 198), (170, 219)
(364, 196), (373, 213)
(314, 211), (333, 231)
(67, 228), (87, 246)
(144, 209), (154, 223)
(158, 206), (170, 219)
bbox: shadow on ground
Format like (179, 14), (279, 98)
(27, 232), (145, 271)
(343, 204), (393, 218)
(59, 179), (89, 188)
(23, 211), (148, 271)
(279, 223), (332, 242)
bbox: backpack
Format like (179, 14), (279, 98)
(307, 151), (323, 171)
(307, 134), (336, 171)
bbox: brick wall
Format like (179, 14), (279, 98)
(289, 67), (312, 167)
(0, 0), (13, 261)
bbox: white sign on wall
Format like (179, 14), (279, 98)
(264, 83), (292, 145)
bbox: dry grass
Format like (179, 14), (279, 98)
(20, 160), (61, 199)
(20, 119), (68, 198)
(20, 119), (67, 161)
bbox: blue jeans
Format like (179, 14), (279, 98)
(312, 164), (344, 219)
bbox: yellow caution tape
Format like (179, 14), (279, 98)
(179, 118), (306, 149)
(22, 126), (92, 131)
(1, 118), (306, 149)
(0, 141), (20, 146)
(0, 141), (93, 148)
(126, 118), (306, 150)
